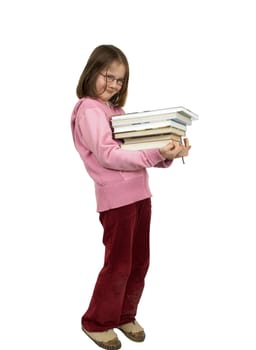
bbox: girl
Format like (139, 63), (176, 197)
(71, 44), (191, 350)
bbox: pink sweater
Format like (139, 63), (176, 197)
(71, 97), (172, 212)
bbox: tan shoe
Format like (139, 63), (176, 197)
(118, 320), (145, 342)
(82, 327), (121, 350)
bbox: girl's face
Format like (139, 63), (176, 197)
(95, 61), (126, 103)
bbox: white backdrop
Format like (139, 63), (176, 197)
(1, 0), (255, 349)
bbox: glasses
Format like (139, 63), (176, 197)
(100, 73), (124, 87)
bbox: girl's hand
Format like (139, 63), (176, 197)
(159, 138), (191, 160)
(175, 138), (191, 159)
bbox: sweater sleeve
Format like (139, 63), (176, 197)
(154, 159), (173, 168)
(75, 105), (166, 171)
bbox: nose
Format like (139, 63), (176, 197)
(109, 80), (120, 91)
(109, 79), (119, 87)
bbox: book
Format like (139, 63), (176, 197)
(112, 119), (187, 133)
(112, 106), (198, 122)
(114, 125), (186, 139)
(112, 111), (192, 127)
(111, 106), (198, 153)
(122, 133), (181, 145)
(121, 138), (178, 150)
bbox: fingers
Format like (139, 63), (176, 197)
(160, 140), (191, 160)
(170, 141), (183, 156)
(170, 140), (181, 150)
(182, 138), (191, 152)
(183, 138), (189, 147)
(160, 141), (183, 160)
(167, 141), (175, 150)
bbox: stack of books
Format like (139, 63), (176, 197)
(111, 106), (198, 150)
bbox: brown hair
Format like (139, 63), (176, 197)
(76, 45), (129, 108)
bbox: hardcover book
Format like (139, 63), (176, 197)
(111, 106), (198, 151)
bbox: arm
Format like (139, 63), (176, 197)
(75, 105), (166, 171)
(153, 159), (173, 168)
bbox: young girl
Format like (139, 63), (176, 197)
(71, 44), (191, 350)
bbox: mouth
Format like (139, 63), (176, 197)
(99, 87), (118, 101)
(107, 87), (117, 93)
(107, 89), (118, 98)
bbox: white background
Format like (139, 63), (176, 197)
(1, 0), (255, 349)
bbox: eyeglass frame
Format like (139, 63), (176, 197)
(99, 72), (125, 87)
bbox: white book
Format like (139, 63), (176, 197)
(114, 125), (186, 139)
(112, 106), (199, 122)
(112, 112), (192, 127)
(112, 119), (187, 133)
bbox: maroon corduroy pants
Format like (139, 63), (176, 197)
(81, 198), (151, 332)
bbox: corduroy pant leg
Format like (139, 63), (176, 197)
(119, 198), (151, 325)
(81, 198), (151, 332)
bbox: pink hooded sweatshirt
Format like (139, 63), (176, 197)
(71, 97), (172, 212)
